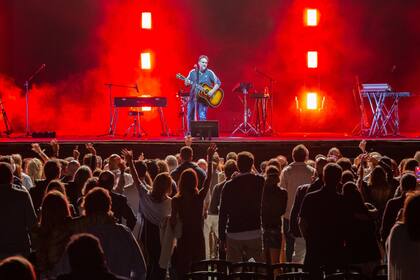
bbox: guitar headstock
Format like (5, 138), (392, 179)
(176, 73), (186, 80)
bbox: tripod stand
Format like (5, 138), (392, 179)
(231, 83), (258, 136)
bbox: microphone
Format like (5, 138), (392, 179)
(194, 64), (198, 69)
(391, 65), (396, 73)
(134, 83), (139, 93)
(42, 64), (46, 69)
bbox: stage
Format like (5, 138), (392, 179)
(1, 132), (418, 164)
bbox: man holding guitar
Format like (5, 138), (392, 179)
(179, 55), (222, 134)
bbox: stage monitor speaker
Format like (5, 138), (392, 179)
(191, 120), (219, 139)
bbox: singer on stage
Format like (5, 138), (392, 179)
(184, 55), (221, 134)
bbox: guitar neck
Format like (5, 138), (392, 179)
(177, 74), (206, 91)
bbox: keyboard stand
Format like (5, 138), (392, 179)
(364, 91), (403, 137)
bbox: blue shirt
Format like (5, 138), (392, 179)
(187, 68), (221, 98)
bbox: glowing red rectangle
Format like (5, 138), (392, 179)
(140, 52), (151, 70)
(141, 12), (152, 29)
(307, 51), (318, 68)
(306, 92), (318, 110)
(306, 9), (318, 26)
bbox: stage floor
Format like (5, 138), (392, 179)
(0, 132), (418, 164)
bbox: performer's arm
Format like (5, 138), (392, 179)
(208, 70), (221, 96)
(185, 70), (194, 86)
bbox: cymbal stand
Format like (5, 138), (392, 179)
(231, 87), (258, 136)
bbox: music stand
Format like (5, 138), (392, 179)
(231, 82), (258, 136)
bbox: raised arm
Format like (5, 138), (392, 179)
(115, 159), (127, 194)
(50, 139), (60, 158)
(198, 143), (217, 200)
(122, 149), (147, 196)
(85, 143), (97, 171)
(31, 143), (49, 163)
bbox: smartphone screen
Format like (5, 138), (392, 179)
(416, 166), (420, 183)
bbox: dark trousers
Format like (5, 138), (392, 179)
(142, 218), (167, 280)
(283, 218), (295, 262)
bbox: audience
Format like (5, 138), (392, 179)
(0, 162), (36, 259)
(98, 170), (137, 230)
(0, 255), (36, 280)
(123, 148), (172, 280)
(170, 144), (216, 279)
(289, 156), (327, 263)
(31, 190), (74, 277)
(299, 163), (347, 280)
(56, 233), (130, 280)
(1, 138), (419, 280)
(74, 187), (146, 280)
(219, 151), (265, 262)
(261, 166), (287, 264)
(170, 145), (206, 189)
(387, 192), (420, 280)
(280, 144), (315, 262)
(342, 182), (381, 275)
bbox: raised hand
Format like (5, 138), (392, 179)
(121, 148), (134, 163)
(73, 145), (80, 160)
(359, 140), (367, 153)
(85, 143), (96, 155)
(31, 143), (43, 154)
(207, 143), (217, 159)
(50, 139), (59, 155)
(184, 135), (192, 147)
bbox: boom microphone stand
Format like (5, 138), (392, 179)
(24, 64), (46, 136)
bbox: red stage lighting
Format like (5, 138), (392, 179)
(140, 52), (152, 70)
(306, 92), (318, 110)
(305, 9), (319, 26)
(141, 94), (152, 111)
(307, 51), (318, 68)
(141, 12), (152, 29)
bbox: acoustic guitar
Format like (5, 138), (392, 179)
(176, 73), (224, 108)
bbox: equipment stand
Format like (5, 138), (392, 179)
(231, 87), (258, 136)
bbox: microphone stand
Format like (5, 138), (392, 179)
(255, 68), (277, 135)
(105, 83), (137, 136)
(24, 64), (45, 136)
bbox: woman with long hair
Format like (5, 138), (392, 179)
(170, 144), (216, 279)
(122, 148), (172, 280)
(342, 182), (381, 276)
(261, 166), (287, 265)
(387, 192), (420, 280)
(26, 158), (43, 183)
(31, 191), (73, 277)
(66, 165), (92, 213)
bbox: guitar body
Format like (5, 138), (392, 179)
(176, 73), (224, 108)
(197, 84), (224, 108)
